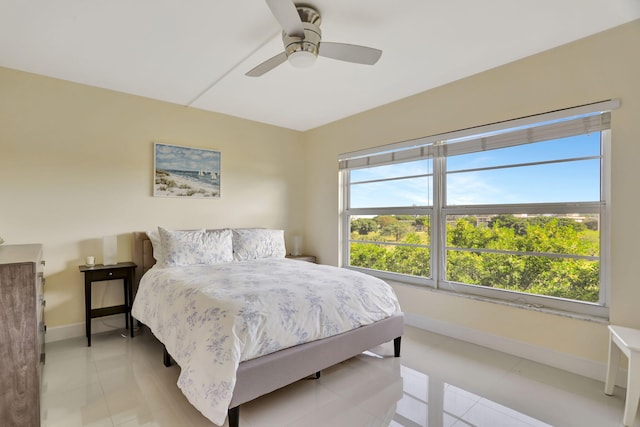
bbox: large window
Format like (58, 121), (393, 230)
(340, 101), (617, 317)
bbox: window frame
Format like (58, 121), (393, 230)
(339, 100), (617, 318)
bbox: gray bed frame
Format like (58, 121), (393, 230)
(132, 231), (404, 427)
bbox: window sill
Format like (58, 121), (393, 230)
(387, 279), (609, 325)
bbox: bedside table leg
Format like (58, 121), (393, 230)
(123, 276), (129, 331)
(127, 270), (134, 338)
(84, 276), (91, 347)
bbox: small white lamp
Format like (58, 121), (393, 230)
(103, 235), (118, 265)
(291, 235), (303, 256)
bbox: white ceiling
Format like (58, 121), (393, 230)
(1, 0), (639, 131)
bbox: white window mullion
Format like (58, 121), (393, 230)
(347, 207), (430, 216)
(339, 169), (351, 268)
(444, 202), (602, 216)
(599, 129), (611, 308)
(433, 151), (446, 288)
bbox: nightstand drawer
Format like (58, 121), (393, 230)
(86, 268), (129, 281)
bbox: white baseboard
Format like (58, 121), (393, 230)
(404, 312), (627, 388)
(45, 315), (127, 343)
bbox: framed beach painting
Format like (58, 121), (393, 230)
(153, 143), (221, 198)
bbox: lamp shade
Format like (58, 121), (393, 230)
(291, 235), (303, 256)
(103, 235), (118, 265)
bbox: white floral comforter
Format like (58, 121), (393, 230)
(131, 258), (401, 425)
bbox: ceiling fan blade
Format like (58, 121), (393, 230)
(319, 42), (382, 65)
(265, 0), (305, 38)
(245, 51), (288, 77)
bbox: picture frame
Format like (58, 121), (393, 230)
(153, 142), (221, 198)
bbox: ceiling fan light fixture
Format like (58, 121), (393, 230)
(288, 50), (317, 68)
(283, 15), (321, 69)
(246, 2), (383, 77)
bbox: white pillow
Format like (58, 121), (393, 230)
(147, 229), (164, 264)
(158, 227), (233, 267)
(148, 228), (205, 265)
(232, 228), (286, 261)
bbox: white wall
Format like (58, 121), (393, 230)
(0, 67), (305, 329)
(303, 20), (640, 367)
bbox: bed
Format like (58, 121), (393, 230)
(131, 228), (404, 427)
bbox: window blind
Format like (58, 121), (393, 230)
(339, 99), (619, 171)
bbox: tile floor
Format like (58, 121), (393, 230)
(41, 325), (638, 427)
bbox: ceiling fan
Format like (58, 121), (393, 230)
(246, 0), (382, 77)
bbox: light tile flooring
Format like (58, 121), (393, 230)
(41, 325), (638, 427)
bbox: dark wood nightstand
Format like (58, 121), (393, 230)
(79, 262), (136, 346)
(285, 255), (317, 263)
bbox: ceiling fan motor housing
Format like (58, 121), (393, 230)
(283, 6), (322, 59)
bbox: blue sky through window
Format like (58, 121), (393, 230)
(350, 133), (601, 208)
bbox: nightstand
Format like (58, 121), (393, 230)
(79, 262), (136, 346)
(286, 255), (317, 263)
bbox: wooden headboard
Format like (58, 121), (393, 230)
(132, 232), (156, 297)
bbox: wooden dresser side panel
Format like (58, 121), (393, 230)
(0, 261), (39, 427)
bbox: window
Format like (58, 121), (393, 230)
(340, 100), (617, 317)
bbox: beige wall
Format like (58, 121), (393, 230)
(0, 67), (305, 328)
(304, 20), (640, 364)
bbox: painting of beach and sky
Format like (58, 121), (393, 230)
(154, 143), (220, 198)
